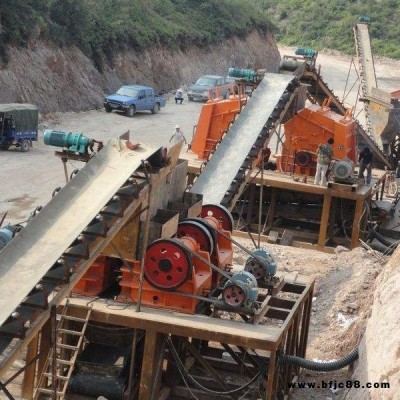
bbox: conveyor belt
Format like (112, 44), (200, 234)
(191, 73), (295, 204)
(0, 139), (156, 327)
(354, 23), (377, 96)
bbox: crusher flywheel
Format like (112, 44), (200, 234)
(144, 238), (193, 291)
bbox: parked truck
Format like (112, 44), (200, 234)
(104, 85), (167, 117)
(0, 104), (38, 151)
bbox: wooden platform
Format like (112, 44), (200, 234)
(183, 150), (387, 251)
(66, 273), (314, 400)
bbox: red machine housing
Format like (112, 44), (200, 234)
(118, 204), (234, 314)
(277, 99), (356, 176)
(73, 255), (119, 296)
(118, 237), (212, 314)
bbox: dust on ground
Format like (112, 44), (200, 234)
(232, 238), (387, 400)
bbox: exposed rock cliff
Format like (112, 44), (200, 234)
(346, 246), (400, 400)
(0, 31), (280, 113)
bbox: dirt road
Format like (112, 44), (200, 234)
(1, 48), (400, 224)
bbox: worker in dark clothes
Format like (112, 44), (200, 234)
(358, 146), (373, 184)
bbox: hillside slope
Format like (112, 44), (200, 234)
(0, 32), (279, 113)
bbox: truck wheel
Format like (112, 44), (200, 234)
(126, 106), (136, 117)
(20, 139), (30, 152)
(105, 106), (112, 113)
(151, 103), (160, 114)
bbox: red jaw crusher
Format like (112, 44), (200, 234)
(118, 204), (234, 314)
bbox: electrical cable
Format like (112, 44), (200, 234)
(166, 335), (262, 396)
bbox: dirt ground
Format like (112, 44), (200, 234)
(2, 47), (400, 400)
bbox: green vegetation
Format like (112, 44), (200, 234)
(252, 0), (400, 59)
(1, 0), (399, 68)
(0, 0), (272, 69)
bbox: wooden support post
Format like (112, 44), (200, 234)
(265, 187), (278, 233)
(21, 334), (39, 399)
(37, 317), (52, 388)
(317, 194), (332, 248)
(246, 184), (256, 225)
(351, 199), (364, 248)
(139, 330), (165, 400)
(326, 197), (338, 243)
(21, 312), (40, 400)
(380, 176), (386, 201)
(265, 351), (277, 400)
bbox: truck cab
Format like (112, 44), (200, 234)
(0, 104), (38, 152)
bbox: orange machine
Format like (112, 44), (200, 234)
(191, 86), (247, 160)
(277, 98), (356, 176)
(73, 255), (120, 296)
(118, 204), (234, 314)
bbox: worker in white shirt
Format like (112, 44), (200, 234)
(169, 125), (187, 146)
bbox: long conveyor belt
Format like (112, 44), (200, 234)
(0, 140), (157, 328)
(191, 73), (296, 205)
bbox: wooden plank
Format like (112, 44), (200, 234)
(268, 230), (279, 243)
(102, 204), (141, 259)
(317, 194), (332, 247)
(351, 199), (365, 248)
(280, 230), (294, 246)
(67, 297), (282, 351)
(266, 187), (278, 231)
(139, 330), (165, 400)
(21, 322), (39, 399)
(326, 197), (338, 243)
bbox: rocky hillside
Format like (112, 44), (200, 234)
(0, 32), (280, 114)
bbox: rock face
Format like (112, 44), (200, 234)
(0, 31), (280, 113)
(347, 247), (400, 400)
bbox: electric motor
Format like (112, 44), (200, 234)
(44, 129), (91, 154)
(245, 248), (277, 281)
(0, 226), (14, 251)
(295, 48), (317, 59)
(228, 68), (257, 82)
(332, 159), (354, 181)
(222, 271), (258, 309)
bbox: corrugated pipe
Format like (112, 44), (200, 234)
(280, 347), (359, 372)
(368, 228), (394, 248)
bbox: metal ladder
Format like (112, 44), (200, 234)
(33, 300), (92, 400)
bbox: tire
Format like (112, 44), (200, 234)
(151, 103), (160, 114)
(126, 105), (135, 117)
(188, 96), (193, 102)
(387, 181), (399, 198)
(20, 139), (30, 152)
(105, 106), (112, 113)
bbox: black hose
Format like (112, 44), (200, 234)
(368, 240), (394, 255)
(280, 347), (359, 372)
(368, 228), (394, 248)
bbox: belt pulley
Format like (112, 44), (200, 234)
(144, 238), (192, 290)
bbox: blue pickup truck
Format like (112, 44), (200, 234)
(104, 85), (167, 117)
(0, 104), (38, 151)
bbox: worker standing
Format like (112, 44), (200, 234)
(358, 146), (373, 184)
(169, 125), (187, 146)
(314, 138), (334, 186)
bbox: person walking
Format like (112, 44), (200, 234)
(169, 125), (187, 146)
(174, 88), (184, 104)
(314, 138), (334, 186)
(358, 146), (373, 184)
